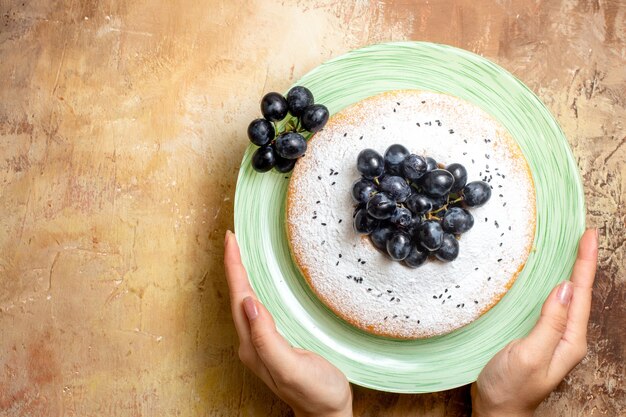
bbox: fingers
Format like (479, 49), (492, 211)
(549, 229), (598, 379)
(237, 339), (280, 393)
(224, 231), (296, 390)
(224, 230), (256, 300)
(224, 230), (256, 344)
(564, 229), (598, 344)
(521, 228), (598, 374)
(244, 296), (297, 384)
(522, 280), (573, 365)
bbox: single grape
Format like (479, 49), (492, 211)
(403, 245), (429, 268)
(386, 231), (412, 261)
(384, 144), (410, 176)
(351, 178), (377, 204)
(463, 181), (492, 207)
(274, 155), (297, 173)
(247, 118), (275, 146)
(406, 193), (434, 215)
(369, 222), (395, 252)
(251, 145), (276, 172)
(390, 206), (413, 228)
(286, 86), (314, 117)
(379, 175), (412, 203)
(275, 132), (307, 159)
(447, 163), (467, 193)
(425, 157), (438, 172)
(405, 215), (422, 238)
(366, 192), (396, 219)
(261, 92), (288, 122)
(431, 194), (448, 210)
(434, 233), (459, 262)
(422, 169), (454, 197)
(442, 207), (474, 234)
(357, 149), (385, 179)
(417, 220), (444, 251)
(353, 208), (379, 235)
(402, 154), (428, 182)
(301, 104), (329, 132)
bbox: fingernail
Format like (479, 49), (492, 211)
(557, 281), (573, 305)
(243, 296), (258, 320)
(225, 229), (232, 245)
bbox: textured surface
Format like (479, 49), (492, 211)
(0, 0), (624, 416)
(286, 89), (536, 339)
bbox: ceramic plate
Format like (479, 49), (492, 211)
(234, 42), (584, 393)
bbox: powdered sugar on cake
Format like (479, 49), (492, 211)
(286, 90), (535, 339)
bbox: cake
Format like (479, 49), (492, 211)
(286, 90), (536, 339)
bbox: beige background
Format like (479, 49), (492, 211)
(0, 0), (624, 416)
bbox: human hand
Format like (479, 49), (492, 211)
(224, 230), (353, 417)
(471, 229), (598, 417)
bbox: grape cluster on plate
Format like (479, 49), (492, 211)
(352, 144), (491, 268)
(248, 87), (329, 173)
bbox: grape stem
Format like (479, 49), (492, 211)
(430, 205), (447, 215)
(277, 117), (310, 136)
(430, 195), (464, 215)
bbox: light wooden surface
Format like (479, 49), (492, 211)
(0, 1), (624, 416)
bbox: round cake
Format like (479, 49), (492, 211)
(286, 90), (536, 339)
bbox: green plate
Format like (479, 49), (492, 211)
(234, 42), (584, 393)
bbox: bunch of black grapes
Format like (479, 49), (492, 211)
(248, 87), (329, 173)
(352, 144), (491, 268)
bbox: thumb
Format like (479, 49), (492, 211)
(522, 280), (573, 365)
(243, 297), (296, 375)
